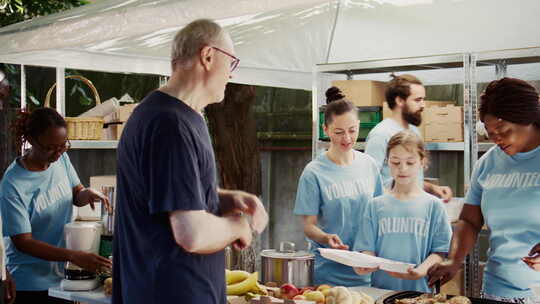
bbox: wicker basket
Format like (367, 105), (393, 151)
(45, 75), (104, 140)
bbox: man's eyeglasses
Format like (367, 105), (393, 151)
(34, 138), (71, 153)
(211, 46), (240, 73)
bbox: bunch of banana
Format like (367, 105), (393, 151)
(225, 270), (267, 297)
(103, 278), (113, 296)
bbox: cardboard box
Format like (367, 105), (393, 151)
(383, 100), (456, 119)
(423, 104), (462, 125)
(90, 175), (116, 190)
(383, 101), (458, 140)
(423, 104), (463, 142)
(382, 100), (455, 119)
(117, 123), (125, 139)
(117, 103), (138, 122)
(331, 80), (386, 107)
(104, 103), (138, 123)
(424, 122), (463, 142)
(101, 122), (127, 140)
(102, 123), (124, 140)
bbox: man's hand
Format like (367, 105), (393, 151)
(324, 234), (349, 250)
(427, 259), (461, 286)
(385, 267), (426, 280)
(426, 184), (453, 203)
(76, 188), (111, 212)
(219, 189), (268, 234)
(522, 242), (540, 271)
(3, 270), (15, 304)
(230, 214), (253, 251)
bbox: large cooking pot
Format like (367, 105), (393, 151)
(260, 241), (314, 288)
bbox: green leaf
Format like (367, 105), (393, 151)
(79, 95), (91, 106)
(77, 86), (89, 99)
(29, 95), (40, 105)
(70, 84), (78, 96)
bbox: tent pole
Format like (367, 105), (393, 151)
(56, 67), (65, 116)
(325, 0), (342, 64)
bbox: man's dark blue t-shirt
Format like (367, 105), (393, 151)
(112, 91), (225, 304)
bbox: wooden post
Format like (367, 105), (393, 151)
(205, 83), (262, 272)
(0, 106), (19, 178)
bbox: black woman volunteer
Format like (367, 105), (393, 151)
(428, 78), (540, 303)
(0, 108), (112, 304)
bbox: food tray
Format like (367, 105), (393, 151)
(375, 291), (509, 304)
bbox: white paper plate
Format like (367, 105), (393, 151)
(319, 248), (415, 274)
(531, 283), (540, 297)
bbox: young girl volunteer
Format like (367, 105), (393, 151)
(354, 131), (452, 292)
(294, 87), (383, 286)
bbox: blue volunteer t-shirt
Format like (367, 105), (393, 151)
(294, 150), (383, 286)
(365, 118), (423, 188)
(112, 91), (225, 304)
(0, 153), (80, 291)
(465, 145), (540, 298)
(354, 192), (452, 292)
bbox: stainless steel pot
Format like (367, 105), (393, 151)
(260, 241), (314, 288)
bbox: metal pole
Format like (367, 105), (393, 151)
(463, 53), (481, 298)
(20, 65), (27, 154)
(495, 60), (507, 79)
(470, 52), (481, 298)
(312, 67), (320, 160)
(20, 65), (26, 110)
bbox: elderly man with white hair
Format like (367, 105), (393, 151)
(112, 19), (268, 304)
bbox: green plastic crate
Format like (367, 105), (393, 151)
(358, 106), (382, 124)
(359, 122), (378, 141)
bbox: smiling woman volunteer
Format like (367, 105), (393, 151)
(294, 87), (383, 286)
(428, 78), (540, 303)
(0, 108), (112, 304)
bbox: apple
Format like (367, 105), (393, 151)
(293, 294), (307, 300)
(304, 290), (325, 304)
(280, 283), (299, 300)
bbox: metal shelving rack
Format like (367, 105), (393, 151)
(312, 47), (540, 297)
(18, 71), (169, 150)
(312, 53), (473, 157)
(312, 53), (481, 296)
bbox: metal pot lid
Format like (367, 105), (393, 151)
(260, 241), (314, 260)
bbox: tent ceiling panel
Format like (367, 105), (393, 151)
(0, 0), (539, 90)
(329, 0), (540, 64)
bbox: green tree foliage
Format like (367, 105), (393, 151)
(0, 0), (89, 27)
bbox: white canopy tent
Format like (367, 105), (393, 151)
(0, 0), (539, 90)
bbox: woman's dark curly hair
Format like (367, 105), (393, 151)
(12, 108), (67, 149)
(479, 77), (540, 128)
